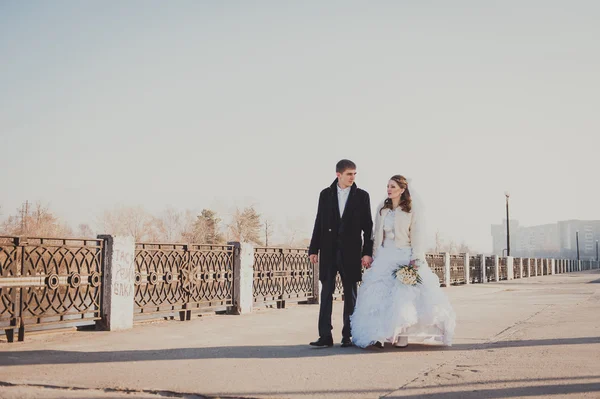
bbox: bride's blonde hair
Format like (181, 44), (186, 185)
(380, 175), (412, 214)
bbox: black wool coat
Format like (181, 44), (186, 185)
(309, 179), (374, 283)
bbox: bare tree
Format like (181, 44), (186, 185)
(158, 206), (182, 242)
(229, 206), (262, 245)
(445, 239), (457, 254)
(434, 230), (443, 253)
(264, 219), (274, 247)
(185, 209), (224, 244)
(429, 231), (472, 255)
(1, 201), (72, 237)
(179, 209), (197, 242)
(77, 223), (94, 237)
(457, 241), (474, 254)
(98, 205), (153, 241)
(279, 218), (308, 248)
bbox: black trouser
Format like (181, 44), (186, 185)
(318, 270), (358, 340)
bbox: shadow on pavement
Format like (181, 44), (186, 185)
(2, 336), (599, 366)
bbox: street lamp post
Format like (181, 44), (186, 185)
(505, 192), (510, 257)
(596, 240), (598, 262)
(576, 231), (580, 262)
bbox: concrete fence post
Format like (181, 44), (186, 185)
(494, 255), (500, 282)
(97, 235), (135, 331)
(444, 252), (451, 287)
(464, 253), (470, 285)
(507, 256), (514, 280)
(481, 254), (487, 283)
(228, 241), (254, 315)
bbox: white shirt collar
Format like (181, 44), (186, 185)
(337, 184), (351, 194)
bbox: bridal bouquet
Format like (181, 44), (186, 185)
(392, 259), (423, 286)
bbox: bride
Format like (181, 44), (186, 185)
(350, 175), (456, 348)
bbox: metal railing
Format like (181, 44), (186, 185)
(0, 236), (103, 342)
(253, 247), (315, 307)
(449, 254), (466, 285)
(4, 232), (599, 342)
(134, 243), (234, 321)
(485, 256), (496, 282)
(427, 254), (446, 285)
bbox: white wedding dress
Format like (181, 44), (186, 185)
(350, 209), (456, 347)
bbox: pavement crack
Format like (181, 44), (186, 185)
(489, 304), (552, 342)
(379, 304), (557, 398)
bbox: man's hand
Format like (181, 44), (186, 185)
(409, 259), (420, 270)
(362, 255), (373, 269)
(309, 254), (319, 264)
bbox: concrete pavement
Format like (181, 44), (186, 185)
(1, 270), (599, 399)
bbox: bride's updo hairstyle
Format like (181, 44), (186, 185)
(380, 175), (412, 214)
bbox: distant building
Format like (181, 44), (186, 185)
(491, 219), (600, 259)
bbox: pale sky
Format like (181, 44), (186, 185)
(1, 1), (599, 252)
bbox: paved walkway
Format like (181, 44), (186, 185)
(1, 270), (600, 399)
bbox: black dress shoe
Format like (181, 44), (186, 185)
(310, 336), (334, 347)
(341, 338), (353, 348)
(372, 341), (384, 349)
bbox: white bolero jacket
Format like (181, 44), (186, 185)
(372, 199), (425, 261)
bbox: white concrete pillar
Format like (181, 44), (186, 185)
(494, 255), (500, 282)
(443, 252), (451, 287)
(98, 235), (135, 331)
(229, 242), (254, 315)
(507, 257), (514, 280)
(464, 253), (470, 285)
(550, 259), (555, 275)
(481, 254), (487, 283)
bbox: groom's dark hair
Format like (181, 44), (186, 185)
(336, 159), (356, 173)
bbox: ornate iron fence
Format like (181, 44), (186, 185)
(541, 259), (547, 275)
(253, 247), (315, 307)
(469, 255), (482, 283)
(581, 260), (597, 270)
(333, 272), (345, 300)
(134, 243), (234, 321)
(449, 254), (465, 285)
(522, 258), (530, 277)
(485, 256), (496, 282)
(499, 257), (508, 280)
(0, 236), (103, 342)
(427, 254), (445, 286)
(513, 258), (521, 279)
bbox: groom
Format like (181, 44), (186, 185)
(308, 159), (373, 348)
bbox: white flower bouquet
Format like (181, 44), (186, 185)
(392, 259), (423, 286)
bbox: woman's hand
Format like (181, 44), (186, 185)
(409, 259), (420, 270)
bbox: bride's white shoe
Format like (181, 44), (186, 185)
(394, 336), (408, 348)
